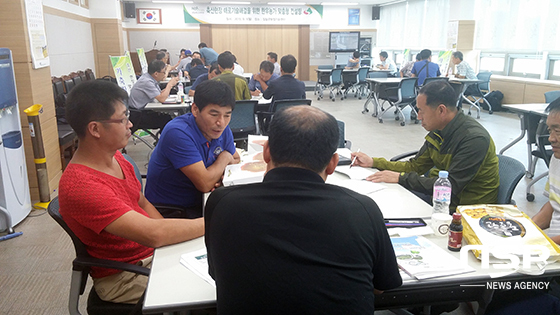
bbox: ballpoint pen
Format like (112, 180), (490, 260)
(350, 148), (360, 168)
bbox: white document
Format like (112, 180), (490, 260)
(335, 165), (377, 180)
(334, 179), (385, 195)
(180, 248), (216, 287)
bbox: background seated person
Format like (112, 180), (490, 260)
(205, 105), (402, 314)
(533, 98), (560, 244)
(187, 58), (207, 81)
(184, 51), (201, 77)
(450, 51), (478, 95)
(263, 54), (306, 102)
(145, 80), (240, 218)
(344, 50), (360, 69)
(177, 49), (192, 75)
(212, 52), (251, 101)
(267, 52), (281, 76)
(128, 60), (178, 131)
(59, 80), (204, 305)
(400, 53), (421, 78)
(188, 63), (221, 97)
(351, 81), (499, 214)
(411, 49), (441, 85)
(377, 51), (398, 76)
(248, 60), (279, 96)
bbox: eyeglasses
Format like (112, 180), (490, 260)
(96, 111), (130, 125)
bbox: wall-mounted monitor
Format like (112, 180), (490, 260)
(329, 31), (360, 53)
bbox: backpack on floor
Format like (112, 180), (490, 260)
(483, 90), (504, 111)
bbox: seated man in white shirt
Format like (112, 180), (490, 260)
(377, 51), (398, 76)
(451, 51), (477, 80)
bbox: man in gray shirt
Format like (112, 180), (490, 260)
(128, 60), (179, 130)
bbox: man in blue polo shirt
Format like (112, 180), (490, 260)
(145, 80), (240, 218)
(198, 42), (219, 66)
(411, 49), (441, 85)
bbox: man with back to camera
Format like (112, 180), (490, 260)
(248, 60), (279, 96)
(533, 98), (560, 244)
(187, 58), (207, 81)
(351, 81), (499, 214)
(58, 80), (204, 305)
(263, 54), (306, 102)
(183, 51), (201, 77)
(411, 49), (441, 85)
(188, 63), (221, 97)
(212, 51), (251, 101)
(377, 51), (398, 76)
(267, 51), (281, 76)
(177, 49), (192, 74)
(128, 59), (178, 131)
(145, 80), (240, 218)
(205, 105), (402, 314)
(198, 42), (219, 66)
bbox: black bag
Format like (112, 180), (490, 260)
(482, 90), (504, 111)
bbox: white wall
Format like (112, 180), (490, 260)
(43, 1), (96, 76)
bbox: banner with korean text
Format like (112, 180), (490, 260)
(110, 52), (137, 95)
(184, 4), (323, 25)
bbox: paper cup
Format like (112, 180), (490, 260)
(431, 213), (452, 237)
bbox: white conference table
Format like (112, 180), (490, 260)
(143, 177), (433, 314)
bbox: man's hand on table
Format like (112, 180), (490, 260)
(366, 170), (399, 183)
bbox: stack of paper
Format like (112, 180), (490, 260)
(391, 236), (475, 280)
(179, 248), (215, 287)
(223, 152), (266, 186)
(335, 165), (377, 180)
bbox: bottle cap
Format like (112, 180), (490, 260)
(438, 170), (449, 178)
(452, 212), (462, 220)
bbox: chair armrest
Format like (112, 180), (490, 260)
(390, 150), (419, 161)
(384, 87), (398, 91)
(73, 257), (150, 276)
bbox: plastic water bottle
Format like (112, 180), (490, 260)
(177, 81), (184, 103)
(431, 170), (452, 236)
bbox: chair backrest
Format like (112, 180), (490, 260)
(398, 78), (418, 100)
(535, 118), (552, 167)
(422, 76), (449, 86)
(318, 65), (333, 70)
(336, 120), (351, 149)
(271, 99), (312, 113)
(72, 75), (82, 86)
(360, 59), (372, 67)
(476, 71), (492, 91)
(230, 100), (258, 134)
(122, 153), (144, 191)
(368, 71), (388, 78)
(497, 154), (526, 204)
(48, 197), (90, 259)
(62, 75), (75, 93)
(85, 68), (96, 80)
(330, 68), (343, 85)
(545, 90), (560, 103)
(357, 67), (369, 82)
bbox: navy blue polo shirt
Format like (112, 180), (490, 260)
(145, 113), (236, 210)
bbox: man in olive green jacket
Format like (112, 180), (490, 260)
(351, 81), (499, 213)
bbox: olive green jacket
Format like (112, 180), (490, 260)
(373, 112), (499, 212)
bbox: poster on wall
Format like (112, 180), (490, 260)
(110, 53), (137, 94)
(183, 4), (323, 25)
(24, 0), (50, 69)
(348, 9), (360, 26)
(447, 21), (458, 50)
(138, 8), (162, 24)
(437, 50), (453, 74)
(137, 48), (148, 74)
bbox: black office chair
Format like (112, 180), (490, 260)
(496, 155), (526, 204)
(337, 120), (352, 149)
(230, 100), (259, 150)
(526, 119), (552, 201)
(378, 77), (419, 126)
(128, 109), (168, 150)
(47, 197), (150, 315)
(545, 90), (560, 103)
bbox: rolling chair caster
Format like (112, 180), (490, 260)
(395, 116), (400, 121)
(400, 121), (406, 126)
(527, 193), (535, 202)
(378, 118), (383, 123)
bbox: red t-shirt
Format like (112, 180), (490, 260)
(59, 151), (154, 278)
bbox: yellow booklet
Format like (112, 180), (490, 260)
(458, 204), (560, 263)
